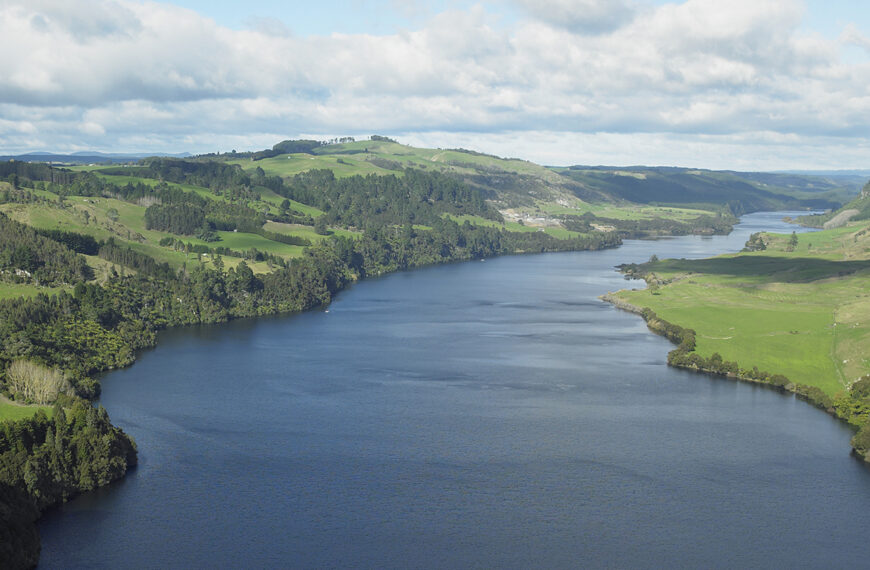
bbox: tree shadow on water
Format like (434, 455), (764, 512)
(652, 256), (870, 283)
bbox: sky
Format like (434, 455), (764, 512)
(1, 0), (870, 170)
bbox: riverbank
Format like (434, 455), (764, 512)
(601, 218), (870, 461)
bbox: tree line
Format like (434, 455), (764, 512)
(562, 211), (737, 237)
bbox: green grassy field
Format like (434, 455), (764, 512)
(231, 153), (397, 179)
(264, 221), (359, 241)
(233, 140), (587, 203)
(0, 196), (304, 276)
(0, 282), (66, 300)
(0, 398), (53, 421)
(252, 187), (325, 218)
(613, 222), (870, 396)
(442, 213), (584, 239)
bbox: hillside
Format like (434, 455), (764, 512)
(0, 148), (630, 407)
(556, 165), (856, 214)
(233, 140), (857, 215)
(0, 140), (856, 409)
(217, 139), (856, 236)
(4, 138), (848, 423)
(4, 140), (854, 246)
(797, 180), (870, 228)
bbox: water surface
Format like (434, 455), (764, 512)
(39, 213), (870, 568)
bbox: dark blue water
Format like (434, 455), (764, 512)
(38, 213), (870, 568)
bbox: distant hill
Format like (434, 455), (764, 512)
(0, 151), (192, 165)
(5, 140), (859, 214)
(797, 180), (870, 228)
(225, 139), (858, 215)
(776, 169), (870, 178)
(556, 165), (860, 214)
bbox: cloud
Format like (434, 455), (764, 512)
(244, 16), (293, 38)
(402, 130), (870, 171)
(841, 24), (870, 52)
(0, 0), (867, 168)
(511, 0), (636, 34)
(24, 0), (143, 42)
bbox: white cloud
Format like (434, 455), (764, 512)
(841, 24), (870, 52)
(0, 0), (866, 168)
(511, 0), (636, 34)
(403, 129), (870, 171)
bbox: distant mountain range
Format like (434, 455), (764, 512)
(775, 169), (870, 178)
(0, 151), (192, 164)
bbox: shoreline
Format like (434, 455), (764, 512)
(599, 292), (869, 462)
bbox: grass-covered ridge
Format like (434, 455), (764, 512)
(223, 138), (854, 224)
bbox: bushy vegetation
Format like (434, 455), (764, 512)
(284, 168), (500, 227)
(144, 203), (205, 235)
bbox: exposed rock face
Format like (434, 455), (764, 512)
(823, 209), (859, 230)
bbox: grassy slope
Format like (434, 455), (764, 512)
(613, 225), (870, 396)
(442, 213), (584, 239)
(1, 183), (318, 273)
(557, 166), (859, 211)
(0, 283), (66, 300)
(233, 141), (735, 228)
(263, 221), (359, 241)
(0, 398), (52, 422)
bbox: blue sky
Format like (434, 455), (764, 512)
(171, 1), (516, 35)
(173, 0), (868, 39)
(1, 0), (869, 169)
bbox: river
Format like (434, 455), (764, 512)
(38, 212), (870, 568)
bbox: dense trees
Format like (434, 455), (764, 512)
(144, 203), (205, 234)
(0, 213), (93, 285)
(284, 169), (500, 228)
(0, 403), (136, 566)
